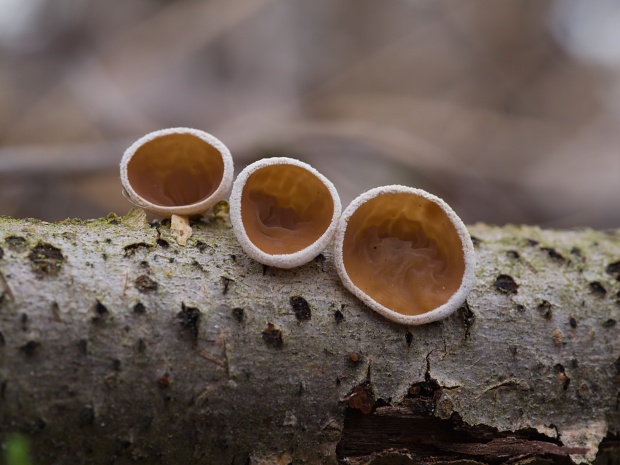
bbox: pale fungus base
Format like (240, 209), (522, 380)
(120, 128), (234, 217)
(230, 157), (341, 268)
(334, 186), (475, 325)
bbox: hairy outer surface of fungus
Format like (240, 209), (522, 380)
(229, 157), (341, 268)
(120, 127), (234, 216)
(334, 186), (475, 325)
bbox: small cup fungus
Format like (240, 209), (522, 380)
(229, 157), (341, 268)
(120, 128), (234, 217)
(334, 185), (475, 325)
(120, 128), (233, 244)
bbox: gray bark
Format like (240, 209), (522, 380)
(0, 210), (618, 464)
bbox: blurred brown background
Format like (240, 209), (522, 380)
(0, 0), (619, 228)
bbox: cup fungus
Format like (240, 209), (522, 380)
(334, 186), (475, 325)
(229, 157), (341, 268)
(120, 128), (233, 244)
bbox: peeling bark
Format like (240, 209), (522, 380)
(0, 211), (618, 464)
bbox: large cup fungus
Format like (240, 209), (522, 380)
(120, 128), (233, 244)
(334, 186), (475, 325)
(229, 157), (341, 268)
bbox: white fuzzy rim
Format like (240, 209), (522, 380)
(333, 185), (476, 326)
(229, 157), (342, 269)
(119, 127), (234, 217)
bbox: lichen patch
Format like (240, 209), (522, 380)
(29, 243), (64, 276)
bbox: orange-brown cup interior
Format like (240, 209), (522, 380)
(126, 133), (225, 207)
(240, 164), (334, 255)
(342, 193), (465, 316)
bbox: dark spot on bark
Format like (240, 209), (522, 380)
(20, 313), (28, 331)
(506, 250), (520, 260)
(589, 281), (607, 297)
(77, 338), (87, 355)
(133, 302), (146, 314)
(123, 242), (151, 257)
(0, 380), (5, 400)
(156, 238), (169, 248)
(291, 296), (311, 321)
(105, 238), (112, 244)
(137, 338), (146, 353)
(0, 246), (3, 259)
(177, 303), (201, 338)
(509, 346), (517, 356)
(29, 243), (63, 276)
(541, 247), (565, 262)
(571, 358), (579, 368)
(195, 241), (209, 253)
(570, 247), (582, 257)
(0, 331), (5, 347)
(109, 219), (119, 225)
(232, 307), (244, 322)
(348, 352), (360, 363)
(516, 304), (525, 312)
(606, 261), (620, 281)
(334, 309), (344, 324)
(603, 319), (617, 328)
(554, 364), (570, 391)
(297, 382), (305, 396)
(408, 376), (441, 403)
(222, 277), (233, 295)
(336, 377), (341, 386)
(459, 301), (475, 337)
(525, 238), (539, 247)
(569, 317), (577, 328)
(169, 257), (175, 263)
(6, 236), (27, 251)
(139, 260), (150, 269)
(158, 373), (170, 388)
(262, 264), (269, 276)
(101, 253), (108, 260)
(111, 359), (121, 371)
(20, 340), (40, 356)
(615, 356), (620, 375)
(405, 331), (413, 347)
(345, 385), (375, 414)
(28, 418), (47, 433)
(537, 300), (552, 319)
(315, 253), (326, 271)
(262, 323), (283, 347)
(494, 275), (518, 294)
(80, 404), (95, 426)
(135, 275), (158, 293)
(470, 236), (481, 247)
(95, 300), (108, 316)
(230, 254), (237, 262)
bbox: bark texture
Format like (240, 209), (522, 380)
(0, 211), (618, 464)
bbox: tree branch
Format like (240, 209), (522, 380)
(0, 211), (618, 464)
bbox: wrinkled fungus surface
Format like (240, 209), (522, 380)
(240, 164), (334, 255)
(127, 133), (224, 207)
(342, 193), (465, 316)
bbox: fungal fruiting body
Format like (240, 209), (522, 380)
(120, 128), (234, 217)
(229, 157), (341, 268)
(334, 186), (475, 325)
